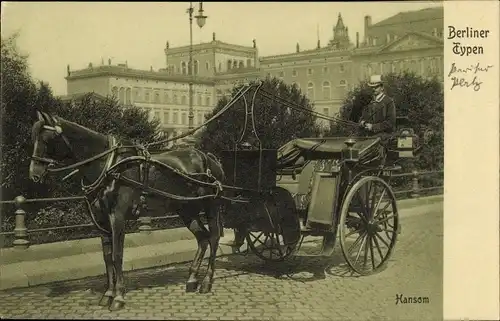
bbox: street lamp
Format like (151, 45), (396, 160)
(187, 2), (208, 132)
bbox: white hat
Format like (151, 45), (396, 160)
(368, 74), (383, 87)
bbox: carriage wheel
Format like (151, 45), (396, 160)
(246, 187), (301, 262)
(339, 176), (399, 275)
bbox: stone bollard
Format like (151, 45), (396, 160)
(13, 195), (30, 249)
(137, 192), (152, 233)
(411, 170), (420, 198)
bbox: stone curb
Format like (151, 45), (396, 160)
(0, 196), (442, 291)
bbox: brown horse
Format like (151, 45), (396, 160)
(29, 111), (225, 311)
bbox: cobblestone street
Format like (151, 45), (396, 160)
(0, 208), (442, 320)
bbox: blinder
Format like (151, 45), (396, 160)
(32, 119), (75, 170)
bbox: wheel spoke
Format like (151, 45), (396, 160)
(369, 183), (379, 218)
(377, 214), (395, 224)
(369, 236), (376, 269)
(372, 189), (387, 218)
(374, 200), (392, 220)
(374, 230), (390, 248)
(348, 230), (367, 254)
(355, 192), (369, 222)
(345, 228), (359, 238)
(354, 233), (368, 265)
(372, 233), (385, 261)
(363, 234), (370, 268)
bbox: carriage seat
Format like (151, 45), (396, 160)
(276, 137), (381, 174)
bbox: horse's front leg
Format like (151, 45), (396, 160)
(98, 234), (115, 307)
(108, 199), (127, 311)
(199, 204), (222, 294)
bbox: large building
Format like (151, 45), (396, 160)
(64, 6), (443, 139)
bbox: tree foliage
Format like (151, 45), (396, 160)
(198, 77), (321, 153)
(329, 71), (444, 174)
(0, 33), (162, 203)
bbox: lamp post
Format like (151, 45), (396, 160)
(187, 2), (207, 132)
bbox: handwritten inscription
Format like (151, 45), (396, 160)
(448, 63), (494, 92)
(447, 26), (490, 56)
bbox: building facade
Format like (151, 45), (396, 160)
(64, 6), (443, 137)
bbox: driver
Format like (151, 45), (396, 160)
(358, 74), (396, 140)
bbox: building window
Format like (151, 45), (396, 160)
(145, 91), (150, 102)
(181, 95), (187, 105)
(239, 61), (244, 68)
(322, 81), (331, 100)
(197, 95), (202, 106)
(292, 70), (297, 77)
(216, 93), (222, 103)
(323, 66), (328, 74)
(307, 82), (314, 99)
(181, 62), (187, 75)
(233, 61), (238, 69)
(111, 86), (118, 97)
(194, 60), (199, 75)
(278, 71), (284, 78)
(205, 61), (210, 70)
(164, 111), (170, 124)
(172, 94), (178, 104)
(246, 59), (252, 67)
(307, 68), (313, 76)
(181, 112), (187, 125)
(154, 111), (160, 120)
(373, 37), (378, 46)
(267, 72), (271, 78)
(339, 64), (345, 73)
(227, 60), (232, 70)
(125, 88), (131, 105)
(118, 88), (125, 104)
(164, 91), (169, 104)
(173, 111), (178, 124)
(205, 96), (211, 106)
(197, 112), (202, 125)
(154, 91), (160, 103)
(339, 80), (347, 86)
(323, 107), (329, 117)
(218, 62), (222, 72)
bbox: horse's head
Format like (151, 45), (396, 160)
(29, 111), (73, 183)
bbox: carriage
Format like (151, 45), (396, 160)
(216, 84), (417, 275)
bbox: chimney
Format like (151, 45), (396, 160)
(212, 32), (216, 41)
(364, 15), (372, 43)
(296, 42), (300, 52)
(356, 32), (359, 48)
(317, 39), (320, 49)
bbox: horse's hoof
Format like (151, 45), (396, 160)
(199, 282), (212, 294)
(98, 295), (113, 307)
(185, 280), (199, 292)
(108, 299), (125, 311)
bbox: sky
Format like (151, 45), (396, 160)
(1, 1), (442, 96)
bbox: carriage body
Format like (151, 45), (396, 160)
(219, 132), (409, 274)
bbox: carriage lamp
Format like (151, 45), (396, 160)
(342, 138), (359, 163)
(195, 2), (207, 28)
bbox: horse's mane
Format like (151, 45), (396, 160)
(57, 117), (102, 136)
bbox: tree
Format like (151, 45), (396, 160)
(329, 71), (444, 187)
(1, 33), (163, 203)
(198, 77), (321, 153)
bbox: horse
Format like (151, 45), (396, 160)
(29, 111), (226, 311)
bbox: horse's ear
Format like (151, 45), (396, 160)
(41, 111), (54, 125)
(36, 110), (44, 122)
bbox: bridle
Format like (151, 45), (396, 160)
(31, 122), (75, 169)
